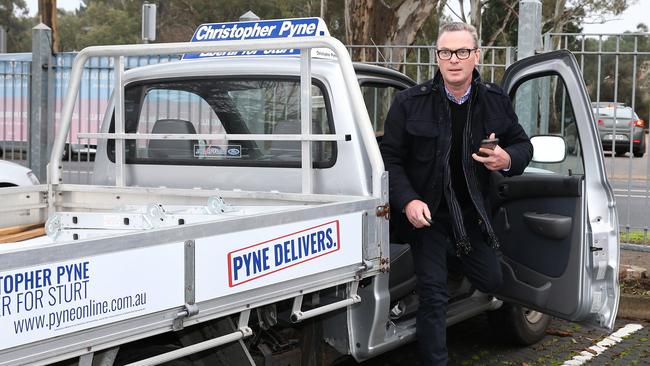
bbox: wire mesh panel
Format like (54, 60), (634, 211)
(0, 56), (31, 165)
(544, 32), (650, 242)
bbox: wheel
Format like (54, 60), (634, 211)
(487, 303), (552, 346)
(614, 150), (626, 157)
(634, 150), (645, 158)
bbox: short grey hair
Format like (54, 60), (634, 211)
(437, 22), (479, 48)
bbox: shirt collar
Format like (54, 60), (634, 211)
(444, 84), (472, 105)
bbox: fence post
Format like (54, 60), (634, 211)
(515, 0), (543, 135)
(29, 23), (52, 182)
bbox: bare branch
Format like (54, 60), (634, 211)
(458, 0), (467, 23)
(484, 0), (517, 48)
(445, 1), (464, 21)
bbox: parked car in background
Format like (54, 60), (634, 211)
(0, 160), (39, 187)
(592, 102), (646, 157)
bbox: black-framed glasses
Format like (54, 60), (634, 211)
(436, 48), (477, 60)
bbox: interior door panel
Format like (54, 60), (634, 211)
(494, 50), (618, 328)
(491, 173), (587, 316)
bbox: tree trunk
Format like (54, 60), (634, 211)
(320, 0), (327, 20)
(548, 0), (568, 133)
(551, 0), (567, 49)
(344, 0), (438, 68)
(469, 0), (482, 45)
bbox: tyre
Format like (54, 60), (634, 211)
(634, 150), (645, 157)
(487, 303), (551, 346)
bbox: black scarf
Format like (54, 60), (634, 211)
(435, 72), (500, 256)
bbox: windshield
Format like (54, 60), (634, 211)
(592, 107), (635, 119)
(108, 77), (335, 168)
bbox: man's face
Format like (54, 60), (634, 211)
(436, 30), (480, 88)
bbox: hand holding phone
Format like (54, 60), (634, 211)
(478, 137), (499, 157)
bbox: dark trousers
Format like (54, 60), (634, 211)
(410, 215), (503, 365)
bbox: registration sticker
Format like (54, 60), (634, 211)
(194, 144), (242, 158)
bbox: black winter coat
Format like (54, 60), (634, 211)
(380, 70), (533, 250)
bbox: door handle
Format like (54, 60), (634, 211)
(523, 212), (572, 240)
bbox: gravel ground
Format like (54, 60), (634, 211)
(621, 249), (650, 269)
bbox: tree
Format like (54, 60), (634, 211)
(0, 0), (35, 52)
(56, 0), (141, 50)
(343, 0), (439, 66)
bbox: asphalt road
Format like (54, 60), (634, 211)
(604, 145), (650, 232)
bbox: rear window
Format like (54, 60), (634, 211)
(592, 107), (635, 119)
(108, 77), (335, 168)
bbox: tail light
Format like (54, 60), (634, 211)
(635, 119), (645, 128)
(597, 119), (604, 126)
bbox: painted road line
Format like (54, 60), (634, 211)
(614, 195), (648, 198)
(561, 323), (644, 366)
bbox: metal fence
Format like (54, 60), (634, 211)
(0, 56), (30, 161)
(544, 32), (650, 241)
(346, 44), (514, 84)
(1, 35), (649, 238)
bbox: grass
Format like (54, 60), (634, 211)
(620, 230), (650, 245)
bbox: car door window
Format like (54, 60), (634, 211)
(512, 75), (584, 175)
(360, 83), (401, 137)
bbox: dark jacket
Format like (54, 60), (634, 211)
(380, 70), (533, 251)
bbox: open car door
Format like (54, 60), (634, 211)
(492, 50), (619, 329)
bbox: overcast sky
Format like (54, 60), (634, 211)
(25, 0), (650, 34)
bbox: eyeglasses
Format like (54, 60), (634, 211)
(436, 48), (477, 60)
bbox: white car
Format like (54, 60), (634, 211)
(0, 160), (40, 187)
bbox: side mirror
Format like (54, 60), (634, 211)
(531, 135), (566, 163)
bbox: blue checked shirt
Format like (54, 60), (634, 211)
(444, 85), (472, 104)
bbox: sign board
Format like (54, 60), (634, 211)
(0, 243), (185, 349)
(182, 17), (334, 60)
(195, 212), (362, 300)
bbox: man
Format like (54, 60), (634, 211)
(379, 22), (533, 365)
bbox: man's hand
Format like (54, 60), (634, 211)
(404, 199), (432, 228)
(472, 133), (511, 171)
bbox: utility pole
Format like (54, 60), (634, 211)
(38, 0), (58, 52)
(515, 0), (543, 135)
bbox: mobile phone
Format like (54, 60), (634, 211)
(478, 137), (499, 157)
